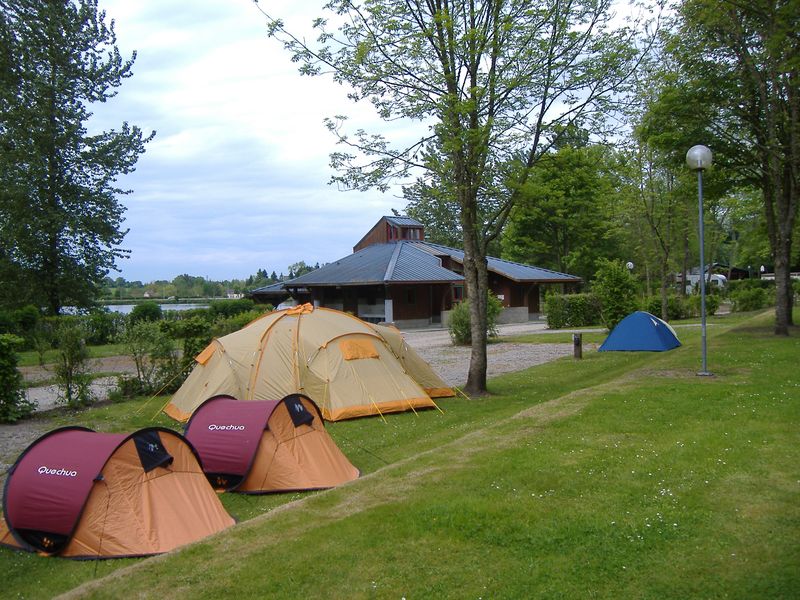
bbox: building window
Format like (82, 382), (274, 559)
(453, 285), (464, 301)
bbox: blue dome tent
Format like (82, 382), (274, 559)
(599, 311), (681, 352)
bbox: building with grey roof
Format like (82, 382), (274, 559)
(251, 216), (580, 328)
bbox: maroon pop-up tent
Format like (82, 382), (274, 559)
(184, 394), (359, 493)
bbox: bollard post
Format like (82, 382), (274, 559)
(573, 333), (582, 359)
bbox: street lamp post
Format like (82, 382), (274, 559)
(686, 145), (713, 376)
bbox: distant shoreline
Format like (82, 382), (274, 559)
(99, 297), (222, 306)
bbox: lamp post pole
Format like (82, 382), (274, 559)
(686, 145), (713, 377)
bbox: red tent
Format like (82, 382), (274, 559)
(1, 427), (234, 558)
(184, 394), (359, 493)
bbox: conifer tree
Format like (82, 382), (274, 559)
(0, 0), (153, 314)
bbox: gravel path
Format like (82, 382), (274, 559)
(404, 322), (575, 388)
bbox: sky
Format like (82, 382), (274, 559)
(90, 0), (413, 283)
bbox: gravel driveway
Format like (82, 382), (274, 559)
(404, 321), (574, 388)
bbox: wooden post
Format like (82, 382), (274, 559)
(573, 333), (582, 359)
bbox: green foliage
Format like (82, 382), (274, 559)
(669, 0), (799, 333)
(129, 301), (163, 323)
(12, 304), (39, 333)
(82, 310), (126, 345)
(448, 293), (503, 346)
(211, 309), (267, 339)
(120, 321), (179, 397)
(166, 315), (214, 371)
(0, 0), (153, 314)
(447, 301), (472, 346)
(208, 298), (256, 319)
(0, 305), (41, 348)
(502, 144), (624, 282)
(0, 334), (35, 422)
(688, 293), (720, 317)
(53, 321), (93, 408)
(730, 287), (771, 312)
(402, 183), (465, 248)
(644, 295), (691, 321)
(592, 260), (640, 330)
(544, 293), (602, 329)
(642, 293), (720, 321)
(726, 278), (775, 294)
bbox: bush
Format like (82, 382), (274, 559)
(726, 278), (775, 294)
(0, 311), (14, 334)
(544, 293), (601, 329)
(168, 316), (214, 369)
(592, 260), (639, 330)
(120, 321), (180, 398)
(0, 305), (41, 349)
(14, 305), (40, 335)
(0, 334), (35, 423)
(208, 298), (255, 319)
(129, 301), (163, 323)
(211, 309), (267, 338)
(83, 309), (126, 345)
(644, 295), (692, 321)
(54, 321), (94, 408)
(687, 293), (720, 317)
(448, 292), (503, 346)
(730, 287), (770, 312)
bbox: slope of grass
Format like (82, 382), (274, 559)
(2, 310), (798, 599)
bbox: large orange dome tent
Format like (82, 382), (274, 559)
(165, 304), (452, 422)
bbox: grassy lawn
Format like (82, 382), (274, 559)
(1, 309), (798, 598)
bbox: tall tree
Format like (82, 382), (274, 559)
(400, 183), (463, 249)
(501, 143), (623, 283)
(0, 0), (153, 315)
(259, 0), (648, 394)
(670, 0), (799, 334)
(629, 140), (683, 319)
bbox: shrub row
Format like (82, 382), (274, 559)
(544, 294), (601, 329)
(730, 287), (773, 312)
(0, 299), (274, 416)
(544, 291), (727, 330)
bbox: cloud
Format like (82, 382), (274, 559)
(90, 0), (410, 282)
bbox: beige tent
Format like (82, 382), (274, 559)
(165, 304), (445, 422)
(368, 323), (454, 398)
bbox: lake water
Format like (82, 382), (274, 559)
(104, 303), (208, 314)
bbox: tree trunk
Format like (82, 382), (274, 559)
(763, 161), (797, 335)
(461, 214), (488, 395)
(660, 259), (669, 321)
(681, 218), (690, 297)
(769, 230), (795, 336)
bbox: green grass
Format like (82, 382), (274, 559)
(16, 343), (128, 368)
(504, 330), (608, 345)
(2, 309), (798, 599)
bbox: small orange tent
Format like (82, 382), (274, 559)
(0, 427), (234, 558)
(166, 304), (447, 421)
(184, 394), (359, 493)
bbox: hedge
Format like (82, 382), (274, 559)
(544, 293), (601, 329)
